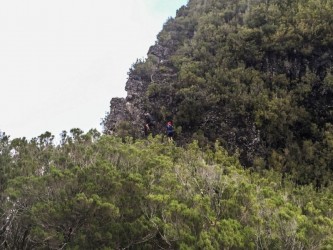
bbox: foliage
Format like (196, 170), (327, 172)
(1, 132), (333, 249)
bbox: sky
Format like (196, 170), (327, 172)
(0, 0), (188, 140)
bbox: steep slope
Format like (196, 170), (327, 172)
(103, 0), (333, 186)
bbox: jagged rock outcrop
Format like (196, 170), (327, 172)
(104, 42), (174, 137)
(103, 82), (144, 137)
(148, 44), (171, 61)
(103, 98), (127, 134)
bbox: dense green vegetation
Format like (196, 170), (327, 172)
(1, 130), (333, 249)
(2, 0), (333, 248)
(123, 0), (333, 188)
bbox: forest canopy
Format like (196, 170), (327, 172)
(1, 131), (333, 249)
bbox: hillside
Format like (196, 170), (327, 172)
(103, 0), (333, 187)
(1, 0), (333, 248)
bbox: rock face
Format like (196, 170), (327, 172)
(104, 42), (174, 138)
(103, 98), (127, 134)
(103, 0), (333, 170)
(103, 40), (261, 166)
(103, 81), (144, 137)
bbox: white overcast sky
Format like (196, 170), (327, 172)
(0, 0), (187, 140)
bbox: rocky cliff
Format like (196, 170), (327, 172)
(103, 42), (176, 137)
(103, 0), (333, 182)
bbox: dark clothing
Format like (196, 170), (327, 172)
(145, 113), (155, 128)
(144, 113), (156, 135)
(166, 124), (174, 137)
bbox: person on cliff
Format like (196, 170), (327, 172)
(166, 121), (174, 142)
(144, 113), (156, 135)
